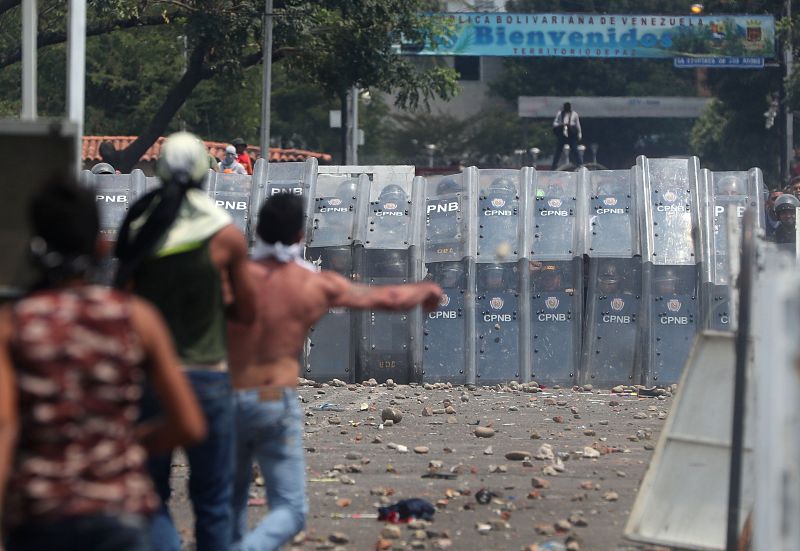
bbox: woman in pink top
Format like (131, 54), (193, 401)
(0, 178), (206, 551)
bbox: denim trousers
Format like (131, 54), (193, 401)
(231, 388), (307, 551)
(6, 514), (151, 551)
(143, 370), (235, 551)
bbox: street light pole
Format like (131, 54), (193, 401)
(786, 0), (794, 179)
(67, 0), (86, 176)
(21, 0), (37, 120)
(260, 0), (273, 161)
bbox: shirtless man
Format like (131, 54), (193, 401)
(227, 194), (441, 551)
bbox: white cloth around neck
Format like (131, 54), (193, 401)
(252, 238), (317, 272)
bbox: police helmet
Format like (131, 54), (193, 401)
(378, 184), (407, 205)
(438, 262), (464, 286)
(482, 263), (505, 287)
(598, 263), (620, 284)
(324, 247), (351, 272)
(715, 175), (741, 196)
(335, 178), (359, 200)
(91, 162), (115, 175)
(488, 177), (515, 197)
(436, 177), (461, 195)
(157, 132), (209, 187)
(654, 268), (679, 293)
(374, 251), (405, 276)
(774, 193), (800, 214)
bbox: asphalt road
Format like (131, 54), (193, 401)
(168, 381), (673, 551)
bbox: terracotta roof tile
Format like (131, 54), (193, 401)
(82, 136), (332, 163)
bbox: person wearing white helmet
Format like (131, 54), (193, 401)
(219, 145), (247, 174)
(115, 132), (256, 551)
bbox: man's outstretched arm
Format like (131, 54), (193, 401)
(324, 272), (442, 313)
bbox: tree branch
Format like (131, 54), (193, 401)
(0, 0), (20, 19)
(117, 42), (208, 172)
(0, 12), (171, 70)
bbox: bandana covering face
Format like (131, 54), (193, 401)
(252, 238), (318, 272)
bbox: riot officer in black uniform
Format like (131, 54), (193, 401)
(650, 265), (696, 384)
(655, 268), (680, 296)
(426, 176), (464, 260)
(773, 194), (798, 248)
(532, 262), (572, 293)
(482, 177), (517, 221)
(583, 260), (640, 386)
(530, 261), (578, 385)
(336, 178), (359, 201)
(428, 261), (466, 289)
(373, 184), (409, 239)
(480, 177), (518, 260)
(437, 177), (461, 196)
(423, 261), (467, 381)
(476, 263), (519, 382)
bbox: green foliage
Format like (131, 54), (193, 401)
(690, 66), (783, 183)
(0, 0), (459, 164)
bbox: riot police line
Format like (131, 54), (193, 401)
(83, 156), (765, 388)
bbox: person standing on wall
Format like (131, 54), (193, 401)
(551, 102), (582, 169)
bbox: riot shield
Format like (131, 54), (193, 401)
(84, 170), (147, 285)
(355, 175), (423, 383)
(422, 171), (477, 384)
(301, 174), (368, 383)
(646, 264), (699, 385)
(529, 171), (580, 260)
(476, 170), (522, 263)
(424, 172), (473, 263)
(422, 260), (469, 383)
(638, 157), (701, 386)
(304, 247), (358, 382)
(476, 263), (521, 383)
(265, 158), (317, 198)
(85, 170), (147, 242)
(305, 174), (364, 248)
(699, 170), (765, 331)
(529, 260), (582, 386)
(363, 176), (414, 248)
(204, 171), (253, 236)
(585, 169), (637, 257)
(474, 169), (524, 384)
(318, 165), (416, 189)
(523, 170), (584, 387)
(639, 157), (698, 266)
(358, 248), (416, 383)
(581, 258), (642, 387)
(579, 168), (642, 387)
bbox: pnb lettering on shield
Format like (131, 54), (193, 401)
(427, 202), (459, 213)
(271, 187), (303, 195)
(97, 195), (128, 203)
(216, 200), (248, 210)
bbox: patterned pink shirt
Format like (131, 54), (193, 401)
(5, 286), (158, 525)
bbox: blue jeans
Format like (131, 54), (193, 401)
(6, 514), (150, 551)
(143, 370), (235, 551)
(231, 389), (307, 551)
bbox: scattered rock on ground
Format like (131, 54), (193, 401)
(474, 427), (495, 438)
